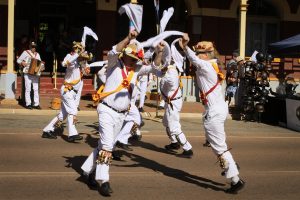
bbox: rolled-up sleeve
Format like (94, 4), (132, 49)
(62, 53), (79, 67)
(184, 47), (210, 70)
(107, 45), (121, 70)
(17, 51), (27, 64)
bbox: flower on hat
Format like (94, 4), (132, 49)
(122, 44), (144, 61)
(137, 49), (144, 59)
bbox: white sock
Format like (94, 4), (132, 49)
(231, 176), (240, 184)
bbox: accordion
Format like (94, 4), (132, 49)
(27, 58), (45, 76)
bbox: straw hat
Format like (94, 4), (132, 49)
(121, 43), (144, 61)
(193, 41), (214, 53)
(72, 41), (84, 50)
(236, 56), (244, 64)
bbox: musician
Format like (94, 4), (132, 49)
(17, 41), (43, 109)
(42, 41), (91, 142)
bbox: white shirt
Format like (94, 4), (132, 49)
(17, 50), (41, 74)
(102, 45), (152, 111)
(184, 47), (223, 108)
(62, 52), (82, 91)
(158, 65), (182, 100)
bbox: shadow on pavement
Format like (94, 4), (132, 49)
(129, 139), (179, 156)
(84, 134), (99, 149)
(116, 150), (226, 192)
(63, 155), (89, 185)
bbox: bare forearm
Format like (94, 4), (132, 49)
(115, 36), (130, 52)
(154, 51), (163, 66)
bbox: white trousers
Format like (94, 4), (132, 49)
(43, 86), (78, 137)
(163, 99), (192, 151)
(81, 103), (126, 183)
(75, 80), (83, 108)
(203, 100), (239, 179)
(115, 104), (142, 144)
(24, 74), (39, 106)
(138, 80), (147, 108)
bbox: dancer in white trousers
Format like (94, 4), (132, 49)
(75, 79), (83, 111)
(153, 41), (193, 157)
(115, 102), (142, 150)
(136, 74), (148, 112)
(179, 33), (245, 194)
(81, 30), (152, 197)
(42, 42), (90, 142)
(98, 65), (143, 151)
(17, 41), (43, 109)
(114, 82), (144, 151)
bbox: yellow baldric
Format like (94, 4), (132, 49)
(92, 70), (135, 104)
(211, 62), (225, 82)
(63, 78), (81, 92)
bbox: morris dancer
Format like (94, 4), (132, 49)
(81, 30), (151, 197)
(153, 40), (193, 158)
(180, 33), (245, 194)
(42, 41), (91, 142)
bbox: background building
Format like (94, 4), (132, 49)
(0, 0), (300, 99)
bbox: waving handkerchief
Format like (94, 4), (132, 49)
(160, 7), (174, 33)
(119, 3), (143, 33)
(141, 31), (184, 48)
(171, 38), (184, 72)
(81, 26), (98, 47)
(89, 60), (108, 68)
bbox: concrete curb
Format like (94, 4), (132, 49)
(0, 108), (97, 116)
(0, 108), (232, 119)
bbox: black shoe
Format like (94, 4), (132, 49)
(32, 105), (41, 110)
(225, 179), (245, 194)
(25, 105), (33, 110)
(165, 142), (180, 151)
(99, 182), (113, 196)
(83, 173), (98, 189)
(138, 107), (145, 112)
(203, 140), (211, 147)
(178, 149), (193, 158)
(67, 135), (83, 142)
(116, 141), (133, 151)
(112, 151), (122, 161)
(42, 131), (57, 139)
(130, 134), (142, 141)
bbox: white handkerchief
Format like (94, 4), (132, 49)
(89, 60), (108, 68)
(171, 38), (184, 72)
(140, 31), (184, 48)
(119, 3), (143, 33)
(81, 26), (98, 47)
(160, 7), (174, 33)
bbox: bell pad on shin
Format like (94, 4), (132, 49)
(218, 155), (228, 169)
(96, 150), (112, 165)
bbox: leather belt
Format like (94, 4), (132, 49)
(165, 96), (182, 102)
(101, 101), (127, 114)
(170, 96), (182, 101)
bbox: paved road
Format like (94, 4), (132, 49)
(0, 114), (300, 200)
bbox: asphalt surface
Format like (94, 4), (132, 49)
(0, 113), (300, 200)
